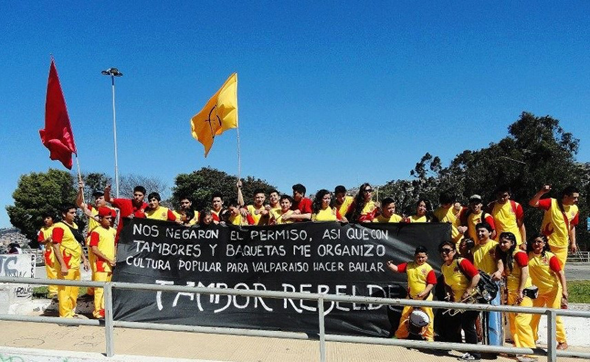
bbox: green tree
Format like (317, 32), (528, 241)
(6, 169), (78, 245)
(172, 167), (278, 212)
(378, 112), (589, 249)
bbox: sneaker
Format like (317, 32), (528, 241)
(457, 352), (480, 361)
(557, 342), (568, 350)
(516, 356), (537, 362)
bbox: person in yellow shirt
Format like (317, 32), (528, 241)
(405, 198), (434, 223)
(527, 234), (568, 350)
(386, 246), (436, 342)
(267, 190), (281, 215)
(226, 199), (255, 226)
(334, 185), (353, 219)
(529, 185), (580, 267)
(87, 207), (117, 319)
(246, 189), (270, 225)
(270, 195), (295, 225)
(173, 197), (199, 226)
(37, 213), (58, 298)
(346, 183), (376, 222)
(473, 223), (498, 274)
(145, 192), (177, 222)
(439, 240), (481, 361)
(52, 205), (89, 318)
(459, 194), (496, 244)
(496, 232), (535, 360)
(487, 186), (526, 250)
(76, 182), (115, 298)
(434, 193), (464, 244)
(373, 198), (402, 223)
(474, 222), (504, 347)
(311, 189), (342, 222)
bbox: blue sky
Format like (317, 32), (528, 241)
(1, 1), (589, 228)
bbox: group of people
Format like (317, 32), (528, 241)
(385, 183), (580, 362)
(35, 179), (579, 361)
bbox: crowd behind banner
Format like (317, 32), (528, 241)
(35, 180), (580, 362)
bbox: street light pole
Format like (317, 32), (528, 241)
(101, 68), (123, 198)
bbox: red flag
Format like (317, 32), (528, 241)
(39, 58), (77, 169)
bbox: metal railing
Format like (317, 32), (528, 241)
(568, 251), (590, 263)
(1, 276), (590, 362)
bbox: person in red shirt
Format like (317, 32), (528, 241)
(289, 183), (312, 222)
(104, 184), (148, 219)
(104, 184), (148, 242)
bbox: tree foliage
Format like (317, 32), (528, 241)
(172, 167), (278, 212)
(6, 169), (79, 245)
(378, 112), (589, 249)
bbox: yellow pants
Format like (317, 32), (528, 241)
(86, 251), (96, 296)
(93, 271), (112, 318)
(45, 260), (59, 298)
(395, 303), (434, 341)
(531, 288), (566, 343)
(507, 293), (535, 348)
(57, 268), (80, 318)
(549, 245), (568, 268)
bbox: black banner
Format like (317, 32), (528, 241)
(112, 219), (450, 337)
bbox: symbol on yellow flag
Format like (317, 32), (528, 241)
(190, 73), (238, 157)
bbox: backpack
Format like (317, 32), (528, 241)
(457, 258), (499, 303)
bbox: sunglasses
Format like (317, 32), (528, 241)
(440, 248), (454, 254)
(364, 189), (373, 193)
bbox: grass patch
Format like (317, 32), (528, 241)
(568, 280), (590, 304)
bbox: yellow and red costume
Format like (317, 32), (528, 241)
(145, 206), (176, 221)
(311, 208), (342, 222)
(37, 225), (58, 297)
(52, 221), (83, 318)
(488, 200), (525, 247)
(528, 251), (567, 344)
(88, 225), (117, 318)
(394, 262), (436, 341)
(538, 198), (579, 266)
(505, 250), (535, 349)
(373, 214), (403, 223)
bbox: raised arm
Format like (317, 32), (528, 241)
(75, 181), (85, 208)
(529, 184), (551, 208)
(104, 184), (115, 204)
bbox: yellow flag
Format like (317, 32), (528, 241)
(190, 73), (238, 157)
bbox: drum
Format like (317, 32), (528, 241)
(408, 309), (430, 336)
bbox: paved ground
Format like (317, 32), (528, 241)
(1, 320), (589, 362)
(564, 263), (590, 281)
(14, 263), (588, 361)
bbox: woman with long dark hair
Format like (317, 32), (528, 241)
(496, 232), (535, 360)
(346, 183), (376, 222)
(311, 189), (342, 222)
(439, 240), (481, 361)
(527, 234), (568, 350)
(406, 198), (434, 223)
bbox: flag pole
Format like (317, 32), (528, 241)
(101, 68), (123, 198)
(75, 155), (85, 205)
(236, 124), (242, 182)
